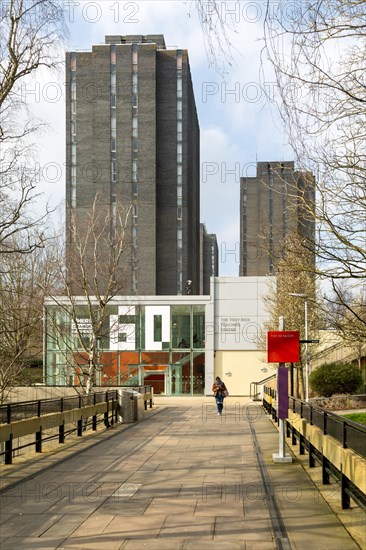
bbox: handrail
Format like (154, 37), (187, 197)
(0, 386), (153, 465)
(262, 387), (366, 458)
(262, 387), (366, 511)
(288, 396), (366, 458)
(0, 391), (118, 465)
(0, 386), (153, 424)
(255, 374), (277, 385)
(250, 374), (276, 400)
(0, 391), (116, 425)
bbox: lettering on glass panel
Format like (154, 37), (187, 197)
(110, 306), (136, 350)
(145, 306), (170, 350)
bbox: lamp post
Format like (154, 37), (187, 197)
(289, 293), (309, 402)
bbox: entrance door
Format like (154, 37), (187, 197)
(170, 364), (184, 395)
(140, 360), (196, 396)
(172, 352), (191, 394)
(140, 365), (169, 395)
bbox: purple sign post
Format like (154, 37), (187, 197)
(277, 366), (289, 420)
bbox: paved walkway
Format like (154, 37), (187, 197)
(0, 397), (363, 549)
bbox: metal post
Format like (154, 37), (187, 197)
(278, 318), (286, 458)
(77, 418), (83, 436)
(35, 428), (42, 452)
(278, 413), (286, 457)
(273, 316), (292, 463)
(309, 443), (315, 467)
(5, 434), (13, 465)
(304, 299), (309, 402)
(59, 422), (65, 443)
(341, 474), (351, 509)
(290, 362), (294, 397)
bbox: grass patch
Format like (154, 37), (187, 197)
(342, 412), (366, 425)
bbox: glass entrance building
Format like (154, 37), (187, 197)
(45, 297), (209, 396)
(44, 277), (273, 396)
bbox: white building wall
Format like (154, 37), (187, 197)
(208, 276), (274, 395)
(204, 292), (215, 395)
(214, 351), (271, 396)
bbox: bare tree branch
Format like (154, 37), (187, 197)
(0, 0), (67, 254)
(46, 195), (132, 394)
(262, 0), (366, 332)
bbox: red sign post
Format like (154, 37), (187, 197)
(267, 328), (298, 463)
(267, 331), (300, 363)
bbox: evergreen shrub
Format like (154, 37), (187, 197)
(309, 362), (363, 397)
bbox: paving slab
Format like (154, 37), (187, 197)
(160, 515), (215, 539)
(0, 536), (68, 550)
(183, 539), (246, 549)
(122, 538), (185, 549)
(0, 397), (363, 549)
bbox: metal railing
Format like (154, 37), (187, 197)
(0, 386), (153, 465)
(0, 391), (115, 424)
(250, 374), (276, 401)
(263, 386), (366, 459)
(0, 386), (153, 424)
(262, 386), (366, 511)
(290, 395), (366, 458)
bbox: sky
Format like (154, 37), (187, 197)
(28, 0), (294, 276)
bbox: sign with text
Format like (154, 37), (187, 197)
(267, 331), (300, 363)
(71, 318), (93, 336)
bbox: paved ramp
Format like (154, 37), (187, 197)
(0, 397), (361, 549)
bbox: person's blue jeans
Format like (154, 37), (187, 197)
(215, 393), (224, 414)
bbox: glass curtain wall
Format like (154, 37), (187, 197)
(45, 303), (205, 395)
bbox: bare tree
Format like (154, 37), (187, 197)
(0, 0), (67, 253)
(190, 0), (237, 75)
(262, 0), (366, 334)
(262, 234), (320, 398)
(0, 231), (62, 402)
(46, 195), (132, 394)
(0, 1), (67, 397)
(322, 286), (366, 371)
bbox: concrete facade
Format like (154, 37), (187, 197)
(65, 35), (201, 296)
(206, 276), (272, 394)
(199, 223), (219, 295)
(240, 161), (315, 276)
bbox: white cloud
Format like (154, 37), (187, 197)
(200, 124), (243, 275)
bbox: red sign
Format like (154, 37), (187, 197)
(267, 331), (300, 363)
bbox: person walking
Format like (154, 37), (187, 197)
(212, 376), (228, 415)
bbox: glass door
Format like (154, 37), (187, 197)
(172, 352), (191, 394)
(170, 363), (182, 395)
(140, 365), (169, 395)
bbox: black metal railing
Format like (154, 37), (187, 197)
(263, 387), (366, 459)
(262, 386), (366, 511)
(0, 391), (117, 424)
(0, 386), (153, 424)
(287, 396), (366, 458)
(0, 386), (153, 465)
(250, 374), (276, 400)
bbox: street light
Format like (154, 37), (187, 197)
(288, 293), (309, 402)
